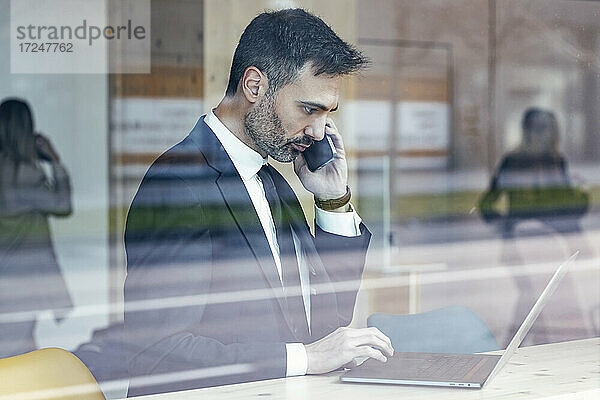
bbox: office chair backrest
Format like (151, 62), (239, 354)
(0, 348), (106, 400)
(368, 306), (499, 354)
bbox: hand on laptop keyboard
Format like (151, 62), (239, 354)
(305, 327), (394, 375)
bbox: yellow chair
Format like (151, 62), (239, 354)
(0, 348), (105, 400)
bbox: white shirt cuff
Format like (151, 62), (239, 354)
(314, 203), (362, 237)
(285, 343), (308, 376)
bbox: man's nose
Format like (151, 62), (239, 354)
(304, 116), (327, 141)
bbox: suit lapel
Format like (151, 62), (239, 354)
(189, 117), (300, 334)
(215, 174), (285, 297)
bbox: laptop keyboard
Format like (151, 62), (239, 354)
(416, 356), (481, 380)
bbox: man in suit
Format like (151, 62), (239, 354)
(123, 9), (393, 397)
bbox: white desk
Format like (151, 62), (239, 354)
(128, 338), (600, 399)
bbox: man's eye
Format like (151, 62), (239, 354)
(304, 106), (314, 115)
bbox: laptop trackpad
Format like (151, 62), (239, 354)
(342, 352), (500, 386)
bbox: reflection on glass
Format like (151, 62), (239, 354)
(479, 108), (591, 343)
(480, 108), (589, 228)
(0, 2), (598, 399)
(0, 98), (73, 358)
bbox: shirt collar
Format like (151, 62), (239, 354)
(205, 108), (267, 181)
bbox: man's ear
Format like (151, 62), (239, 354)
(241, 66), (268, 103)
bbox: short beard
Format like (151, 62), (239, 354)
(244, 93), (311, 162)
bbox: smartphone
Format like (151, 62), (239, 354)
(303, 134), (337, 172)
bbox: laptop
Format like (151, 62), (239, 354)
(340, 251), (579, 388)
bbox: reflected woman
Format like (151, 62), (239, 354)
(479, 107), (590, 344)
(479, 108), (588, 253)
(0, 98), (73, 357)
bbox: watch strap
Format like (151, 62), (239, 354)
(315, 186), (351, 211)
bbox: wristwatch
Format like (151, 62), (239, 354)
(315, 186), (351, 211)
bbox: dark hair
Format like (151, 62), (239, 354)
(522, 107), (546, 133)
(225, 8), (369, 96)
(0, 98), (37, 167)
(521, 107), (559, 154)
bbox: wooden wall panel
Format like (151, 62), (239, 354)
(111, 65), (203, 98)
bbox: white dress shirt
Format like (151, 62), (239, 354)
(205, 110), (361, 376)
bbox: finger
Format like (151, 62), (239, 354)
(355, 327), (392, 346)
(293, 154), (308, 174)
(348, 328), (394, 356)
(370, 332), (394, 356)
(368, 327), (394, 349)
(350, 335), (394, 357)
(341, 361), (355, 370)
(325, 126), (345, 158)
(357, 346), (387, 363)
(352, 357), (368, 367)
(348, 327), (391, 346)
(324, 120), (341, 141)
(323, 118), (346, 157)
(326, 117), (338, 131)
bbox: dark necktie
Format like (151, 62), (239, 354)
(257, 164), (282, 239)
(257, 164), (309, 340)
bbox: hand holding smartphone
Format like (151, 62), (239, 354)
(294, 119), (348, 202)
(303, 132), (337, 172)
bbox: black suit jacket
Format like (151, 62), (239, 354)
(123, 116), (371, 396)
